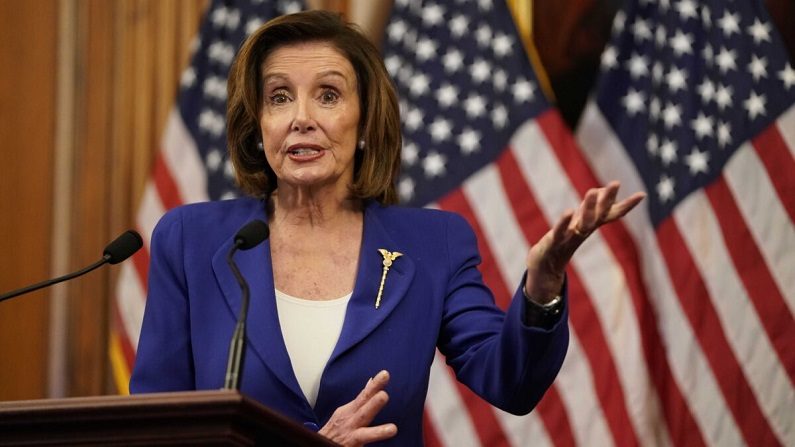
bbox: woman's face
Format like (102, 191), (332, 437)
(259, 42), (361, 193)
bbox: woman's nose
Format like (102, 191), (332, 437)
(291, 99), (316, 133)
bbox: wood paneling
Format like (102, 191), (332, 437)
(0, 1), (58, 400)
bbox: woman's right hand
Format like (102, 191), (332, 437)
(318, 370), (398, 446)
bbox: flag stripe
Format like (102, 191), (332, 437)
(426, 352), (482, 447)
(153, 152), (184, 211)
(112, 305), (137, 373)
(706, 177), (795, 385)
(496, 149), (642, 447)
(423, 412), (444, 447)
(538, 110), (705, 446)
(657, 216), (780, 446)
(777, 105), (795, 159)
(752, 123), (795, 223)
(577, 104), (745, 447)
(723, 143), (795, 315)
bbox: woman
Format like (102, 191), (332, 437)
(130, 10), (644, 446)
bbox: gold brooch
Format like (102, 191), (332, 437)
(375, 249), (402, 309)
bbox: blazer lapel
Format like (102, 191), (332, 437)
(330, 203), (416, 361)
(211, 223), (305, 402)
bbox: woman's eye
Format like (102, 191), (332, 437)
(269, 91), (290, 104)
(320, 90), (339, 104)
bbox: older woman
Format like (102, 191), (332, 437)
(130, 10), (644, 446)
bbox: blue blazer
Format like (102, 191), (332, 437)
(131, 198), (569, 445)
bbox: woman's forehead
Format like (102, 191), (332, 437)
(261, 42), (354, 78)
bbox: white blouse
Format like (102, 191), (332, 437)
(275, 289), (351, 407)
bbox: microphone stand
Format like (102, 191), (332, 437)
(223, 241), (250, 390)
(0, 256), (109, 303)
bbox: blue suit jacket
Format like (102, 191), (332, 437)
(130, 198), (569, 445)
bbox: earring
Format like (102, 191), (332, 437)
(357, 139), (365, 150)
(257, 141), (264, 150)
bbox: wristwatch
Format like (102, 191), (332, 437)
(523, 288), (564, 318)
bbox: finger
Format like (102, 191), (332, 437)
(351, 370), (390, 410)
(551, 210), (574, 245)
(575, 188), (599, 233)
(595, 182), (620, 223)
(352, 390), (390, 428)
(605, 191), (646, 222)
(349, 424), (398, 445)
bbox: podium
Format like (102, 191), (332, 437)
(0, 390), (337, 446)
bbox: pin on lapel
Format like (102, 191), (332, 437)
(375, 249), (403, 309)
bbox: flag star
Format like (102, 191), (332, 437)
(397, 65), (414, 85)
(180, 67), (196, 88)
(492, 33), (513, 57)
(613, 11), (626, 33)
(659, 0), (671, 11)
(402, 141), (419, 165)
(245, 18), (264, 35)
(423, 151), (447, 177)
(601, 46), (618, 70)
(717, 11), (740, 37)
(697, 79), (715, 103)
(622, 88), (645, 116)
(701, 5), (712, 28)
(449, 15), (468, 38)
(685, 148), (709, 175)
(280, 1), (302, 14)
(224, 158), (236, 179)
(655, 24), (667, 48)
(208, 41), (235, 65)
(652, 62), (664, 85)
(435, 83), (459, 108)
(626, 53), (650, 79)
(398, 177), (415, 201)
(457, 128), (482, 155)
(662, 102), (682, 129)
(443, 49), (464, 73)
(211, 6), (230, 28)
(421, 3), (445, 27)
(675, 0), (698, 20)
(702, 44), (714, 66)
(464, 94), (487, 118)
(478, 0), (493, 10)
(384, 54), (401, 76)
(469, 58), (491, 83)
(387, 19), (407, 43)
(220, 190), (238, 200)
(404, 107), (424, 131)
(491, 103), (508, 129)
(649, 97), (661, 121)
(203, 76), (227, 101)
(715, 47), (737, 73)
(493, 69), (508, 91)
(429, 117), (453, 142)
(647, 134), (659, 156)
(475, 24), (492, 47)
(743, 91), (766, 120)
(747, 19), (772, 44)
(777, 63), (795, 89)
(747, 55), (768, 81)
(690, 113), (714, 140)
(409, 73), (431, 97)
(659, 139), (678, 165)
(199, 109), (225, 136)
(715, 84), (733, 110)
(512, 78), (535, 103)
(717, 121), (732, 147)
(415, 38), (438, 62)
(666, 67), (688, 92)
(669, 30), (693, 56)
(632, 18), (653, 42)
(206, 149), (223, 171)
(657, 175), (675, 202)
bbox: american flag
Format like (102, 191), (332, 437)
(109, 0), (304, 393)
(386, 0), (794, 446)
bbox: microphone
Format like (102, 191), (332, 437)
(223, 220), (269, 390)
(0, 230), (143, 303)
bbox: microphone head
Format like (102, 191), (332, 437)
(234, 220), (269, 250)
(103, 230), (143, 264)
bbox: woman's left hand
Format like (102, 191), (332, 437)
(524, 181), (646, 303)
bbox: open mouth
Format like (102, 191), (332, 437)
(287, 147), (321, 156)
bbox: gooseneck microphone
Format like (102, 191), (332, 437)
(223, 219), (269, 390)
(0, 230), (143, 303)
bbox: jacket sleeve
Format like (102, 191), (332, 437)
(436, 212), (569, 415)
(129, 209), (196, 393)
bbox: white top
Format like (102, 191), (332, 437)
(275, 289), (351, 408)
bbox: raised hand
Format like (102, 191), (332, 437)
(318, 370), (398, 446)
(524, 181), (645, 302)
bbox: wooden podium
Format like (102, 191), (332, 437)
(0, 390), (337, 446)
